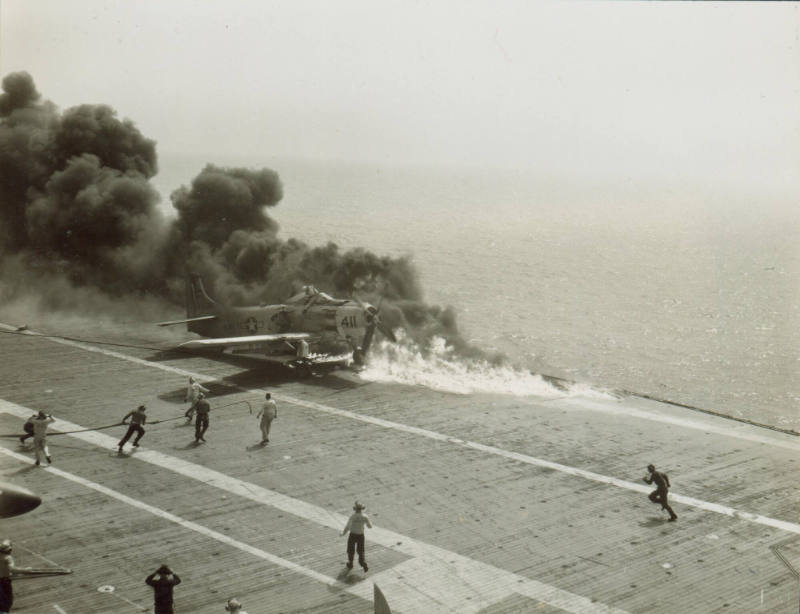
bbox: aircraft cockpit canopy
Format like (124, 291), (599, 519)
(286, 286), (348, 306)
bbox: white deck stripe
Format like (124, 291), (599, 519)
(1, 401), (629, 614)
(1, 325), (798, 532)
(554, 397), (800, 452)
(2, 322), (797, 451)
(255, 396), (800, 534)
(0, 447), (339, 584)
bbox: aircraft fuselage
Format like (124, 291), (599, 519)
(190, 303), (370, 354)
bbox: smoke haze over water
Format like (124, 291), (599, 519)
(0, 72), (497, 364)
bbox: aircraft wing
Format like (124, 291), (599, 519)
(156, 315), (218, 327)
(178, 332), (311, 350)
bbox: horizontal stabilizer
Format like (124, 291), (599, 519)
(179, 332), (311, 350)
(156, 315), (218, 327)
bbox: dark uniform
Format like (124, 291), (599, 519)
(0, 539), (31, 613)
(0, 543), (14, 614)
(118, 406), (147, 451)
(341, 502), (372, 571)
(194, 395), (210, 442)
(19, 414), (36, 444)
(644, 464), (678, 521)
(145, 565), (181, 614)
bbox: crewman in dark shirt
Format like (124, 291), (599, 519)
(18, 413), (36, 445)
(145, 564), (181, 614)
(194, 393), (211, 443)
(644, 464), (678, 521)
(118, 405), (147, 453)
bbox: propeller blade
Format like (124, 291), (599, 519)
(377, 321), (397, 343)
(353, 295), (396, 342)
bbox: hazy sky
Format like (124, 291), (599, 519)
(1, 1), (798, 197)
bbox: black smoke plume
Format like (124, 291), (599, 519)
(0, 72), (167, 296)
(0, 72), (495, 361)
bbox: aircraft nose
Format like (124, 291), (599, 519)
(0, 481), (42, 518)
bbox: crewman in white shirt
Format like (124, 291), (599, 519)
(32, 411), (55, 466)
(256, 393), (278, 444)
(184, 377), (209, 424)
(341, 501), (372, 572)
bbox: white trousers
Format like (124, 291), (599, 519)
(34, 436), (49, 462)
(260, 419), (273, 441)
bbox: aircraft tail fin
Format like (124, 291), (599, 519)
(186, 274), (218, 321)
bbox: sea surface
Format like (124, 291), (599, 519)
(152, 153), (800, 430)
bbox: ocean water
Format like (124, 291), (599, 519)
(153, 154), (800, 429)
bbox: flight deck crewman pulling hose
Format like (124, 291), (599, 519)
(118, 405), (147, 453)
(32, 412), (55, 466)
(194, 393), (211, 443)
(184, 377), (209, 425)
(18, 414), (36, 445)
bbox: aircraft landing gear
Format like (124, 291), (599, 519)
(293, 360), (313, 379)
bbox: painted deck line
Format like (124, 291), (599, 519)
(1, 322), (797, 453)
(553, 397), (800, 452)
(4, 392), (799, 539)
(266, 396), (800, 534)
(0, 448), (343, 590)
(0, 326), (797, 533)
(0, 323), (203, 380)
(1, 330), (798, 534)
(460, 439), (800, 534)
(0, 402), (629, 614)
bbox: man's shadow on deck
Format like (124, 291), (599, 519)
(334, 566), (368, 586)
(173, 440), (205, 451)
(4, 463), (39, 476)
(638, 516), (672, 528)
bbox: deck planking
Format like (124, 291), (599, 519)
(0, 323), (798, 613)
